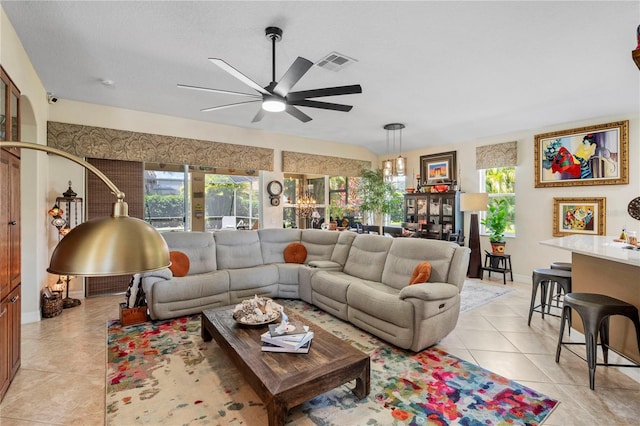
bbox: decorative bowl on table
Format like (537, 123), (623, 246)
(232, 295), (282, 326)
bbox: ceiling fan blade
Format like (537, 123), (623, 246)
(200, 99), (261, 112)
(251, 108), (266, 123)
(177, 84), (261, 98)
(273, 57), (313, 97)
(287, 84), (362, 101)
(285, 104), (312, 123)
(288, 99), (353, 112)
(209, 58), (269, 95)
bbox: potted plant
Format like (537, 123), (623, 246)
(481, 198), (509, 254)
(356, 168), (403, 232)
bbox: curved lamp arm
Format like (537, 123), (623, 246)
(0, 141), (124, 201)
(2, 141), (170, 276)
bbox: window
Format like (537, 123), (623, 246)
(144, 167), (189, 231)
(144, 163), (260, 231)
(204, 174), (259, 230)
(329, 176), (361, 225)
(480, 167), (516, 236)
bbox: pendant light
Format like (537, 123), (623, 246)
(383, 127), (393, 181)
(384, 123), (406, 177)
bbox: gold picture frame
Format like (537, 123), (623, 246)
(534, 121), (628, 187)
(553, 197), (606, 237)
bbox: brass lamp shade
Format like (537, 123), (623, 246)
(47, 200), (170, 276)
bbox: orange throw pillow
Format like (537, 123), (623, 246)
(169, 251), (190, 277)
(284, 242), (307, 264)
(409, 261), (432, 285)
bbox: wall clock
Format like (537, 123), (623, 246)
(267, 180), (283, 197)
(628, 196), (640, 221)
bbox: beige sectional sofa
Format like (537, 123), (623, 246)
(139, 228), (470, 352)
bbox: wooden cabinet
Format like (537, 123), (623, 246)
(1, 65), (21, 402)
(0, 149), (20, 402)
(404, 191), (463, 243)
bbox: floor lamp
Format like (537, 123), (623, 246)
(1, 141), (171, 277)
(460, 193), (488, 278)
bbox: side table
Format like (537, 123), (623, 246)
(481, 250), (513, 285)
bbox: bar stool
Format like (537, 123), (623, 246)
(528, 268), (572, 326)
(556, 293), (640, 390)
(550, 262), (572, 271)
(548, 262), (572, 311)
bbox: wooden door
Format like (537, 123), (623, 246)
(8, 154), (20, 291)
(7, 286), (20, 378)
(0, 151), (9, 301)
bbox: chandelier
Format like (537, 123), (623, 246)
(296, 184), (316, 218)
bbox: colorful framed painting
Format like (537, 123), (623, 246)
(420, 151), (457, 184)
(534, 120), (628, 187)
(553, 197), (606, 237)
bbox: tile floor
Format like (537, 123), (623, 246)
(0, 278), (639, 425)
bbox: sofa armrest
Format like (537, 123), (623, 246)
(307, 260), (343, 271)
(399, 282), (459, 301)
(142, 268), (173, 280)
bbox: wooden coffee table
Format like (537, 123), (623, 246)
(201, 306), (370, 426)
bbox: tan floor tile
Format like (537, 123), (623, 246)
(455, 314), (498, 331)
(469, 350), (553, 383)
(455, 329), (520, 352)
(501, 330), (560, 355)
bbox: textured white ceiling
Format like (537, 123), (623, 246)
(3, 1), (639, 155)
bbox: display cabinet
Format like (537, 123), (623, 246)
(404, 191), (463, 243)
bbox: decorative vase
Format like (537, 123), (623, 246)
(491, 241), (506, 255)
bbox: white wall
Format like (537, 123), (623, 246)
(397, 113), (639, 281)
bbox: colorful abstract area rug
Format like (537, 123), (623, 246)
(106, 301), (558, 425)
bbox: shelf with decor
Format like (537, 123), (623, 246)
(403, 191), (463, 244)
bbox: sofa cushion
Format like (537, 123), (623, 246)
(343, 234), (393, 282)
(301, 229), (341, 262)
(214, 230), (264, 269)
(169, 251), (190, 277)
(161, 231), (217, 275)
(259, 228), (302, 264)
(382, 238), (457, 290)
(284, 243), (307, 264)
(330, 231), (357, 265)
(409, 261), (431, 284)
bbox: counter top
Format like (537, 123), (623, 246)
(540, 235), (640, 267)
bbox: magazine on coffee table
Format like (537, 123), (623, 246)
(261, 330), (314, 350)
(261, 339), (312, 353)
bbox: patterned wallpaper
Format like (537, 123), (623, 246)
(282, 151), (371, 176)
(47, 121), (274, 171)
(476, 141), (518, 169)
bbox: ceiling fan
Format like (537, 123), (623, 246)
(178, 26), (362, 123)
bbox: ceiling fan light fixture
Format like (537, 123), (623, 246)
(262, 96), (286, 112)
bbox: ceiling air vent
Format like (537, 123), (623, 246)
(315, 52), (357, 72)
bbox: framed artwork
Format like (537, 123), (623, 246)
(552, 197), (606, 237)
(534, 120), (628, 187)
(420, 151), (457, 184)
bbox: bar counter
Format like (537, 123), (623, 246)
(540, 235), (640, 363)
